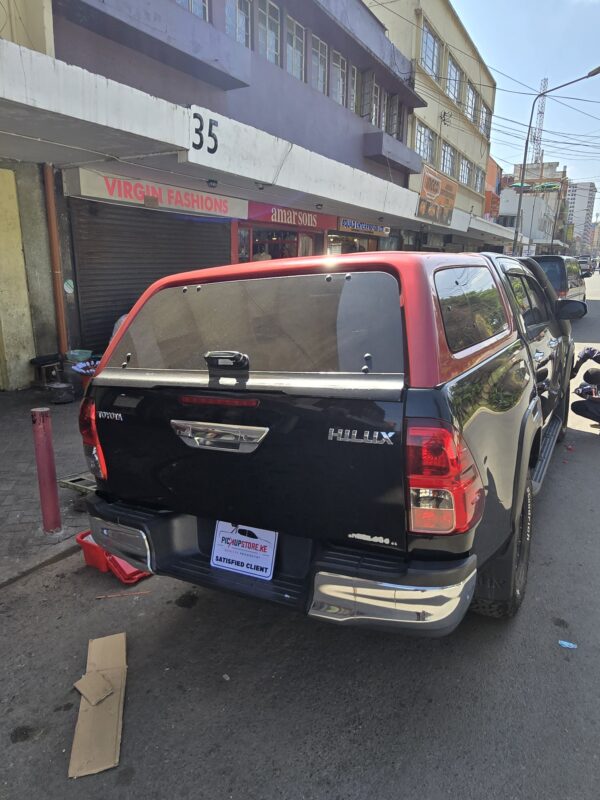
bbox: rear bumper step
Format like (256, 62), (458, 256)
(86, 494), (476, 636)
(308, 570), (477, 634)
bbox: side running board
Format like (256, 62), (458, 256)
(531, 416), (562, 496)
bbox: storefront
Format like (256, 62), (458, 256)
(327, 218), (391, 254)
(62, 168), (248, 352)
(238, 202), (338, 262)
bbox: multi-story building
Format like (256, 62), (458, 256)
(2, 0), (433, 388)
(366, 0), (513, 252)
(484, 157), (502, 222)
(567, 181), (597, 251)
(499, 161), (569, 253)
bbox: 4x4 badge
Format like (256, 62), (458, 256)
(328, 428), (395, 445)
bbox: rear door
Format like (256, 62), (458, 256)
(92, 269), (407, 548)
(505, 270), (563, 420)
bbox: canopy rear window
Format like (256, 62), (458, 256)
(107, 271), (404, 374)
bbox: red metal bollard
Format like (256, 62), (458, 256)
(31, 407), (62, 534)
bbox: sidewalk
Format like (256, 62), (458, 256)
(0, 389), (88, 586)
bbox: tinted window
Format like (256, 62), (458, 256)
(108, 271), (403, 374)
(523, 277), (550, 326)
(508, 275), (530, 315)
(435, 267), (509, 353)
(535, 257), (566, 292)
(566, 258), (582, 288)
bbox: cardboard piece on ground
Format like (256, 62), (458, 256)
(68, 633), (127, 779)
(74, 671), (114, 706)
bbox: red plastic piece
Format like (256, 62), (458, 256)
(106, 554), (150, 585)
(76, 531), (150, 583)
(76, 530), (110, 572)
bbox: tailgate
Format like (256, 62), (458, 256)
(92, 269), (407, 548)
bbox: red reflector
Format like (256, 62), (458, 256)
(78, 397), (108, 480)
(406, 419), (484, 535)
(179, 395), (260, 408)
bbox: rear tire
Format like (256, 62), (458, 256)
(471, 472), (533, 619)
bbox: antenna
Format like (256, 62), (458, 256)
(532, 77), (548, 164)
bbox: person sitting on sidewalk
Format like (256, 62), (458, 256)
(571, 347), (600, 424)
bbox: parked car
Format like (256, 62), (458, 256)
(533, 254), (589, 302)
(79, 252), (585, 635)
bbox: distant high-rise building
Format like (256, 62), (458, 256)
(567, 182), (597, 249)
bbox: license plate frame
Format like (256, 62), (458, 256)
(210, 521), (278, 581)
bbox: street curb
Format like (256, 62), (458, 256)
(0, 542), (80, 590)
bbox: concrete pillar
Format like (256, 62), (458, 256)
(0, 168), (36, 390)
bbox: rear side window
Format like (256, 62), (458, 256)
(567, 258), (582, 287)
(536, 258), (565, 292)
(435, 266), (509, 353)
(108, 271), (404, 374)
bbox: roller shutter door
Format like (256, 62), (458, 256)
(70, 199), (231, 352)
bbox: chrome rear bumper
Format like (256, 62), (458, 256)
(308, 569), (477, 635)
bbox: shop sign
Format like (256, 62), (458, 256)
(416, 166), (457, 227)
(63, 168), (249, 219)
(338, 218), (390, 237)
(248, 202), (337, 231)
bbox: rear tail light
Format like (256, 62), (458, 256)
(406, 419), (484, 535)
(79, 397), (108, 480)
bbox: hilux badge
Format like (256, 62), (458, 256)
(328, 428), (395, 445)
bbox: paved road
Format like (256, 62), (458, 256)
(2, 277), (600, 800)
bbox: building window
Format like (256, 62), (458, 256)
(371, 82), (381, 126)
(380, 88), (389, 132)
(258, 0), (280, 65)
(226, 0), (251, 48)
(446, 56), (462, 104)
(311, 35), (328, 94)
(349, 65), (361, 114)
(415, 121), (436, 163)
(420, 21), (440, 79)
(441, 142), (456, 177)
(465, 83), (477, 122)
(479, 103), (491, 137)
(386, 95), (402, 139)
(459, 156), (472, 185)
(286, 16), (305, 81)
(474, 167), (485, 193)
(176, 0), (209, 19)
(331, 51), (347, 106)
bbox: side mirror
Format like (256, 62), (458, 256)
(555, 299), (587, 320)
(582, 271), (593, 278)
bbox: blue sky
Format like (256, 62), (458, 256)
(451, 0), (600, 213)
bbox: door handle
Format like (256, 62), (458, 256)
(533, 350), (546, 363)
(548, 338), (560, 349)
(170, 420), (269, 453)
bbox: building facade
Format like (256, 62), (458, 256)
(1, 0), (433, 385)
(567, 181), (597, 252)
(499, 161), (570, 254)
(366, 0), (511, 251)
(484, 157), (502, 222)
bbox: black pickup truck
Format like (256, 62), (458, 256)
(80, 252), (586, 635)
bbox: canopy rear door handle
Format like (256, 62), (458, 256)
(170, 420), (269, 453)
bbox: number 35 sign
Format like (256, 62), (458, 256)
(191, 111), (218, 154)
(186, 105), (294, 185)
